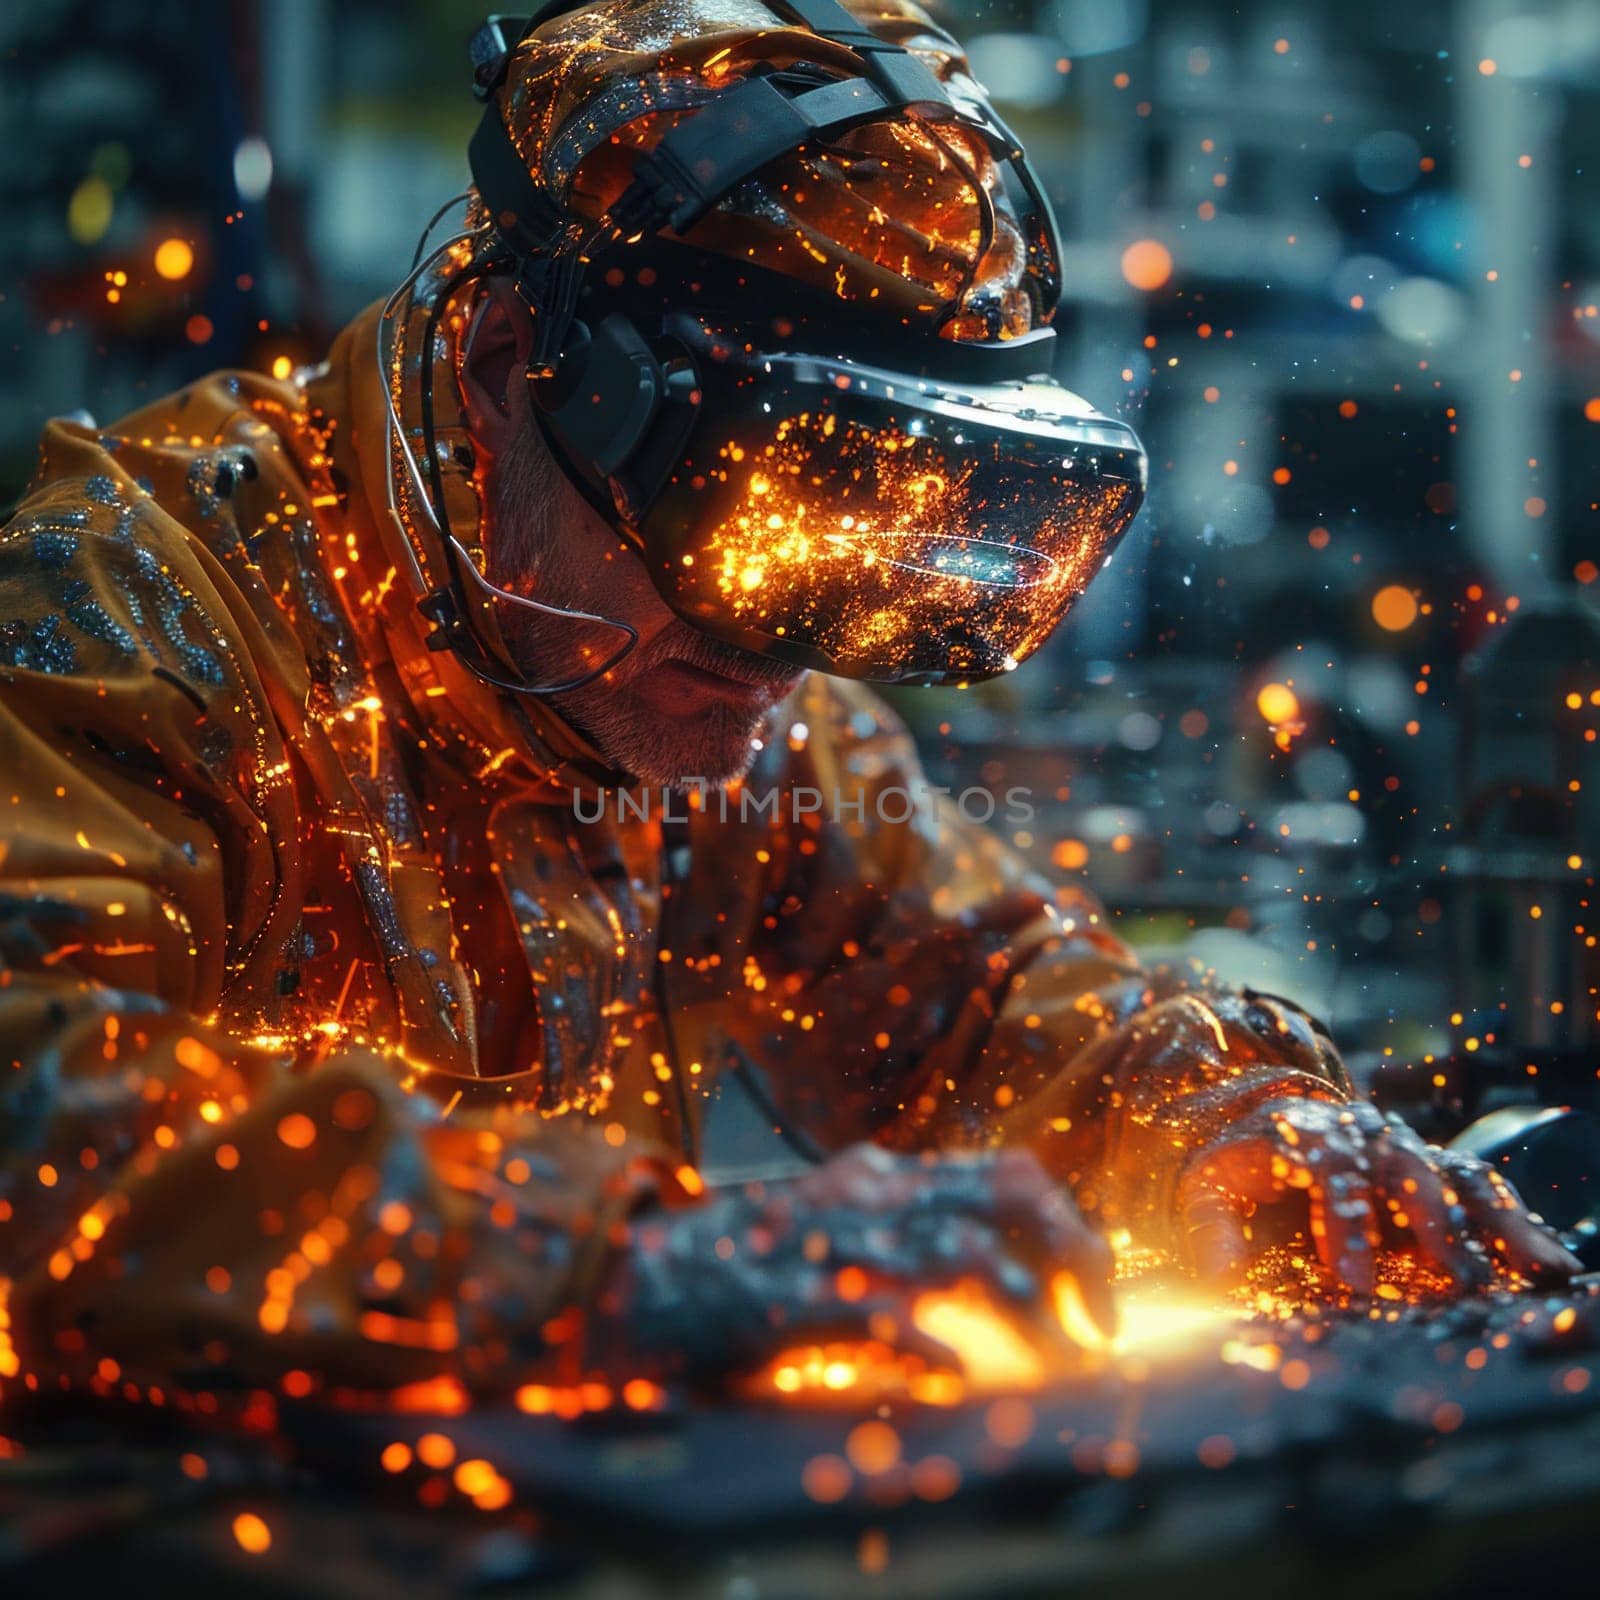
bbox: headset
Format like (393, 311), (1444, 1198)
(388, 0), (1144, 692)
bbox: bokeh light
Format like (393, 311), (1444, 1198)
(1372, 585), (1420, 632)
(1256, 682), (1301, 725)
(153, 237), (194, 281)
(1121, 239), (1173, 291)
(67, 176), (113, 245)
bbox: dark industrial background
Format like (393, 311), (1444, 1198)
(3, 0), (1598, 1111)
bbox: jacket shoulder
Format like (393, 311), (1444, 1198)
(780, 673), (920, 771)
(2, 370), (319, 693)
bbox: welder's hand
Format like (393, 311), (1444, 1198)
(1177, 1097), (1580, 1293)
(606, 1143), (1113, 1383)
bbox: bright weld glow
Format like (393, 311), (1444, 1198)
(747, 1272), (1253, 1405)
(1107, 1290), (1248, 1356)
(1054, 1272), (1250, 1361)
(913, 1280), (1048, 1389)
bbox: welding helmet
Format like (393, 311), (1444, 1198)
(438, 0), (1145, 687)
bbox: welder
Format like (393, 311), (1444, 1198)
(0, 0), (1572, 1403)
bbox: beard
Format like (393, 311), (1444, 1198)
(486, 421), (800, 788)
(551, 618), (801, 788)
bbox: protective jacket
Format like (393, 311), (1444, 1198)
(0, 301), (1348, 1403)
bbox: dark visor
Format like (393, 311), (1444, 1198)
(627, 334), (1147, 684)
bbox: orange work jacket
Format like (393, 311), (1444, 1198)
(0, 302), (1347, 1404)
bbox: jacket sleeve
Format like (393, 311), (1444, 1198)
(0, 449), (678, 1401)
(744, 678), (1352, 1252)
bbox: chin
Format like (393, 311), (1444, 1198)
(573, 690), (771, 791)
(631, 733), (764, 792)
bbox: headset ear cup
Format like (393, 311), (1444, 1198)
(610, 357), (700, 521)
(528, 313), (700, 531)
(523, 317), (652, 546)
(532, 313), (662, 480)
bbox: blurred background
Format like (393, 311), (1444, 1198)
(3, 0), (1598, 1119)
